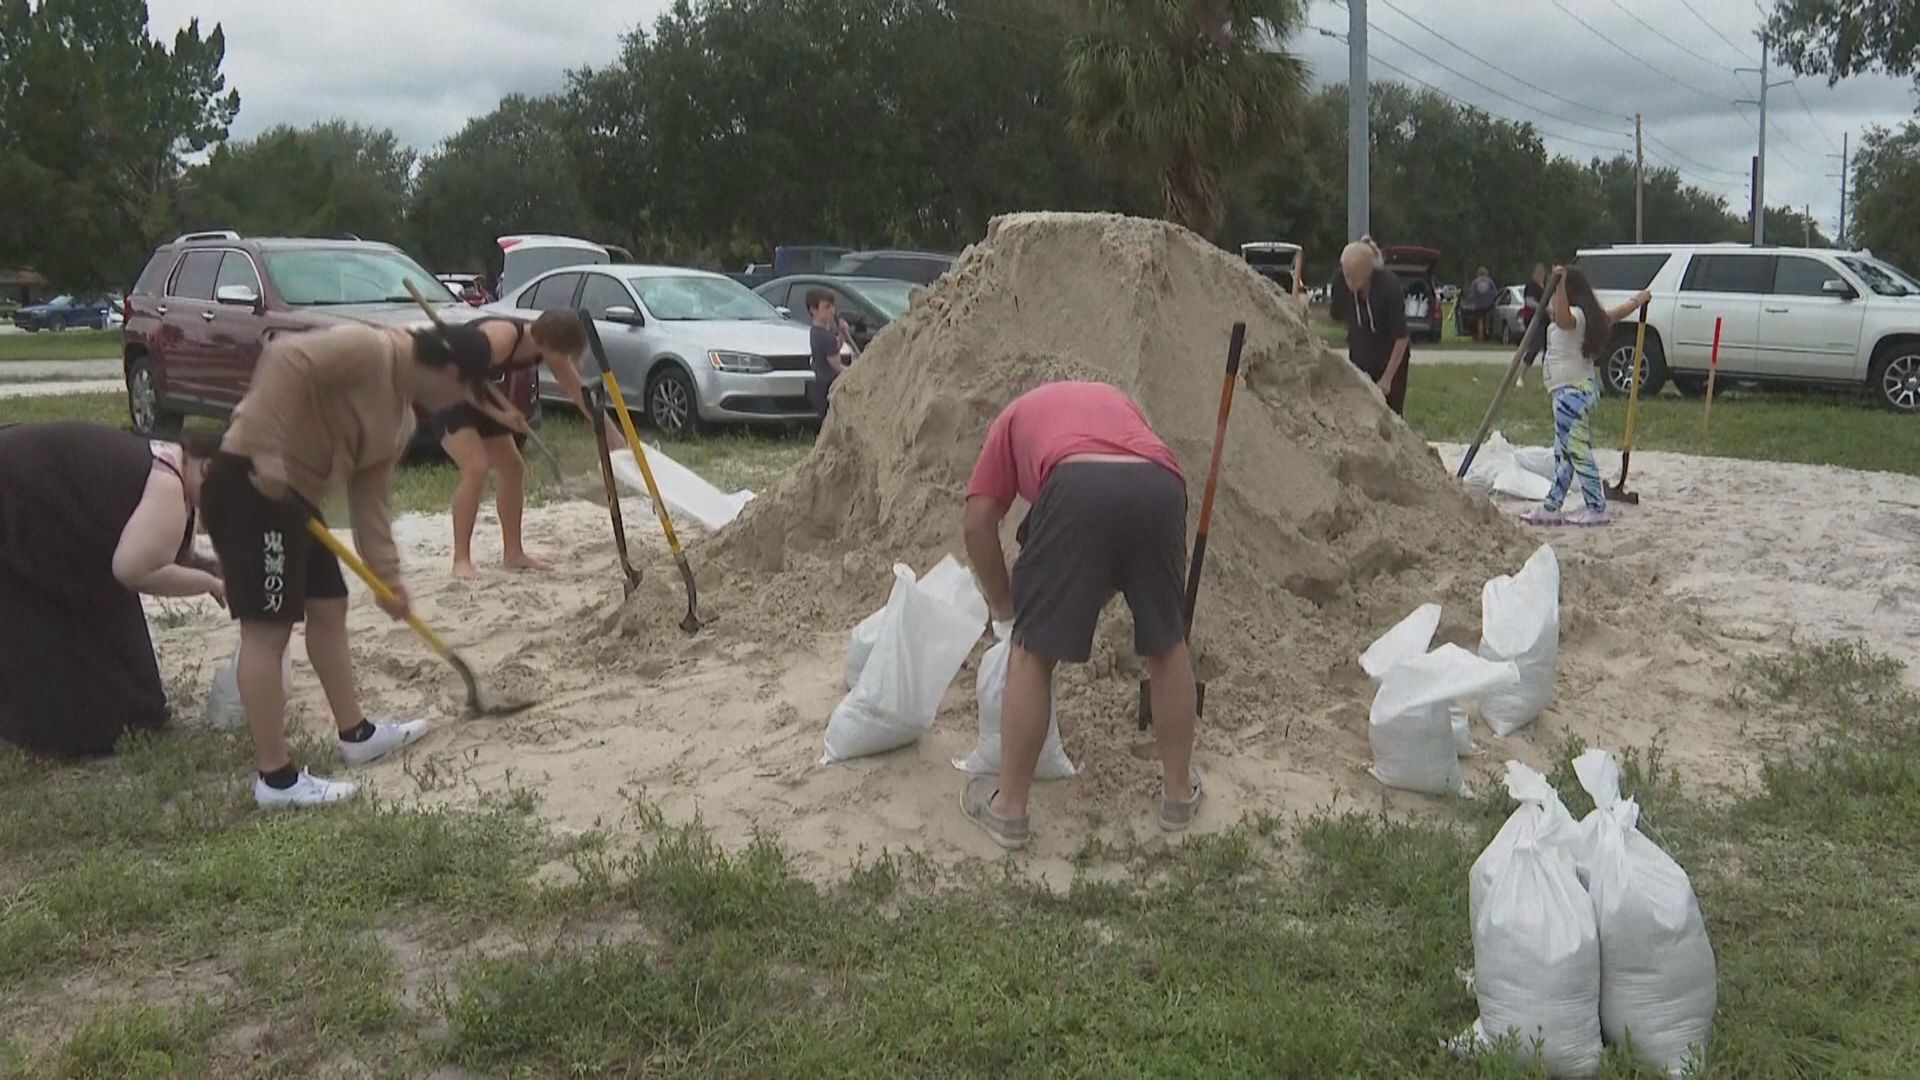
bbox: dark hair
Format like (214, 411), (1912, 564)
(409, 328), (492, 387)
(1561, 266), (1611, 360)
(531, 309), (587, 355)
(805, 289), (834, 313)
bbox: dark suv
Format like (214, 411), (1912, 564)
(121, 231), (536, 438)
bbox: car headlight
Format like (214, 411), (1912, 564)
(708, 350), (771, 374)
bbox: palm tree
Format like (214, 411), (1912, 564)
(1062, 0), (1309, 238)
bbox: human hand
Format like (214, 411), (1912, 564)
(990, 619), (1013, 641)
(1376, 374), (1393, 393)
(206, 575), (227, 610)
(1634, 289), (1653, 308)
(375, 583), (412, 621)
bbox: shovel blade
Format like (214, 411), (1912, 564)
(447, 650), (536, 718)
(1136, 679), (1207, 730)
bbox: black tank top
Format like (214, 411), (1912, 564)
(471, 316), (539, 374)
(0, 422), (184, 602)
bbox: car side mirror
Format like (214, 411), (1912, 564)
(775, 305), (792, 318)
(604, 305), (644, 326)
(215, 284), (260, 309)
(1822, 279), (1857, 299)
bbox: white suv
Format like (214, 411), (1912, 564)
(1573, 243), (1920, 411)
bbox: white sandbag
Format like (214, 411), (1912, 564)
(954, 623), (1077, 780)
(1513, 443), (1556, 480)
(1478, 545), (1560, 736)
(1573, 749), (1716, 1075)
(1359, 603), (1442, 684)
(845, 555), (986, 689)
(1450, 704), (1475, 757)
(1468, 761), (1602, 1077)
(1461, 432), (1516, 495)
(822, 564), (983, 764)
(202, 646), (293, 730)
(608, 446), (754, 531)
(1368, 644), (1518, 797)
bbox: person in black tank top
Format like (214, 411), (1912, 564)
(437, 311), (599, 578)
(0, 422), (223, 756)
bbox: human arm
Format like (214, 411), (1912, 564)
(1378, 277), (1410, 390)
(1605, 289), (1653, 323)
(112, 473), (221, 599)
(1550, 267), (1576, 330)
(345, 459), (410, 618)
(1326, 277), (1351, 326)
(963, 495), (1012, 623)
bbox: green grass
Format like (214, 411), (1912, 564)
(0, 328), (121, 362)
(2, 641), (1917, 1075)
(1405, 365), (1920, 476)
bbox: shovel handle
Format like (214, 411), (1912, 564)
(303, 519), (453, 660)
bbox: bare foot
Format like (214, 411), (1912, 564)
(504, 552), (551, 573)
(452, 558), (478, 580)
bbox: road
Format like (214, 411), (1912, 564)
(0, 358), (121, 380)
(0, 379), (121, 400)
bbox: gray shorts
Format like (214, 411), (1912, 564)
(1012, 460), (1188, 663)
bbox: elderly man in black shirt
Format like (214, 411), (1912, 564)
(1327, 240), (1412, 416)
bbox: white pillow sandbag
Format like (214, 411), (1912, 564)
(1368, 644), (1518, 797)
(1468, 761), (1602, 1077)
(1462, 433), (1553, 501)
(1450, 704), (1475, 757)
(954, 622), (1076, 780)
(1359, 603), (1442, 683)
(1513, 443), (1556, 481)
(822, 564), (984, 764)
(202, 646), (293, 730)
(845, 555), (986, 689)
(1573, 749), (1717, 1075)
(1479, 544), (1560, 736)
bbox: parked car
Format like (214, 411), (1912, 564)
(1573, 243), (1920, 410)
(1241, 241), (1304, 297)
(1437, 284), (1461, 303)
(1379, 245), (1443, 343)
(121, 231), (533, 438)
(13, 293), (112, 331)
(492, 263), (818, 435)
(753, 274), (913, 351)
(727, 244), (853, 289)
(496, 234), (635, 297)
(826, 249), (954, 286)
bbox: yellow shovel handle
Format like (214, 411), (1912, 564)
(598, 376), (687, 556)
(303, 519), (452, 658)
(1620, 304), (1650, 446)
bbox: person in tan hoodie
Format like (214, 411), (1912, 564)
(201, 321), (496, 808)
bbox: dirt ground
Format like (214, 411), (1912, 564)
(141, 443), (1919, 887)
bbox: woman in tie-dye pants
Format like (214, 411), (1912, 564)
(1522, 267), (1650, 529)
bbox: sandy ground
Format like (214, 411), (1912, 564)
(144, 448), (1918, 885)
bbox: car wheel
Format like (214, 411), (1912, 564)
(125, 355), (182, 437)
(1601, 334), (1668, 397)
(1871, 345), (1920, 413)
(646, 366), (700, 436)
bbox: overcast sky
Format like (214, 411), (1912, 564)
(147, 0), (1913, 238)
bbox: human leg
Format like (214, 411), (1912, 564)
(1116, 462), (1199, 813)
(989, 642), (1058, 821)
(1565, 381), (1607, 513)
(483, 435), (546, 570)
(442, 426), (488, 578)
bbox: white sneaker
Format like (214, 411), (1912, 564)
(254, 769), (358, 809)
(337, 719), (432, 766)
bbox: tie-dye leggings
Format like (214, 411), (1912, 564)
(1544, 377), (1605, 513)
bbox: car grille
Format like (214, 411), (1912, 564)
(767, 354), (811, 372)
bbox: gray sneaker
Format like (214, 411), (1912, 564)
(1158, 769), (1205, 832)
(961, 776), (1030, 849)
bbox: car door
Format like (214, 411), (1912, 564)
(207, 250), (268, 407)
(1673, 253), (1769, 374)
(161, 249), (225, 401)
(1757, 254), (1868, 381)
(573, 271), (647, 403)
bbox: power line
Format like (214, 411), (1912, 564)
(1546, 0), (1736, 109)
(1788, 80), (1840, 152)
(1676, 0), (1757, 64)
(1372, 0), (1627, 125)
(1604, 0), (1750, 101)
(1364, 52), (1633, 156)
(1643, 132), (1749, 181)
(1364, 21), (1634, 140)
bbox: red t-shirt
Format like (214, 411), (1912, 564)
(966, 381), (1184, 508)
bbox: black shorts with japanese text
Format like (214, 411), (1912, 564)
(201, 453), (348, 623)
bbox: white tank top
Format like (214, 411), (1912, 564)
(1543, 308), (1596, 390)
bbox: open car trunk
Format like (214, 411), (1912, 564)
(1380, 245), (1443, 343)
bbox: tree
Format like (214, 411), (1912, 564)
(0, 0), (238, 288)
(409, 95), (596, 273)
(1062, 0), (1310, 238)
(1767, 0), (1920, 82)
(178, 121), (414, 245)
(1849, 120), (1920, 268)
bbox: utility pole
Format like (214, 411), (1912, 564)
(1804, 204), (1811, 246)
(1828, 132), (1850, 247)
(1347, 0), (1369, 240)
(1634, 113), (1644, 242)
(1737, 36), (1793, 246)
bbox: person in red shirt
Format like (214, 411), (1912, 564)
(959, 381), (1202, 848)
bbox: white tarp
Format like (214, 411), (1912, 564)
(609, 445), (754, 531)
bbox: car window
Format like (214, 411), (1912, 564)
(1680, 254), (1773, 294)
(577, 273), (631, 317)
(852, 280), (912, 319)
(525, 273), (583, 312)
(1575, 252), (1671, 291)
(215, 252), (261, 296)
(1836, 256), (1918, 297)
(261, 248), (451, 306)
(1771, 256), (1839, 297)
(627, 275), (780, 321)
(169, 252), (223, 301)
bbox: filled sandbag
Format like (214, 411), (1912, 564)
(202, 646), (293, 730)
(1368, 644), (1517, 797)
(845, 556), (986, 689)
(1359, 603), (1442, 683)
(822, 563), (984, 764)
(1468, 761), (1602, 1077)
(954, 622), (1076, 780)
(1573, 749), (1717, 1075)
(1478, 545), (1560, 735)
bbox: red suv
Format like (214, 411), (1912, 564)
(121, 231), (536, 439)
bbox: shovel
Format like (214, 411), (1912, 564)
(400, 279), (564, 485)
(1456, 269), (1565, 480)
(588, 384), (643, 595)
(1604, 301), (1651, 506)
(1138, 321), (1245, 730)
(304, 519), (535, 718)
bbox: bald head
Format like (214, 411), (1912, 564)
(1340, 241), (1376, 292)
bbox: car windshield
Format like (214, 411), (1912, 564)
(629, 275), (779, 320)
(1838, 256), (1919, 297)
(263, 248), (455, 306)
(45, 295), (73, 307)
(849, 280), (913, 319)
